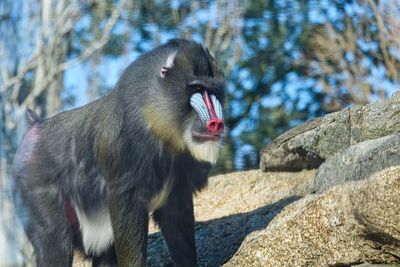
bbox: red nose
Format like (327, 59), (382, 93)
(207, 118), (224, 133)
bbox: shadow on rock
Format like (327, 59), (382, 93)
(147, 196), (301, 267)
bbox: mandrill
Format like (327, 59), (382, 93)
(12, 39), (225, 267)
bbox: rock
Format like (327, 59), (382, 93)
(260, 92), (400, 172)
(311, 134), (400, 193)
(225, 167), (400, 267)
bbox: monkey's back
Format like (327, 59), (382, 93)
(13, 95), (116, 211)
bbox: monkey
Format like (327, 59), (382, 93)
(12, 39), (225, 267)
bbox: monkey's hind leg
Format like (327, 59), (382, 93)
(16, 174), (74, 267)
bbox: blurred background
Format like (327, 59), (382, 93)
(0, 0), (399, 263)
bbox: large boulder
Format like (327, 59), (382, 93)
(225, 167), (400, 267)
(311, 134), (400, 193)
(260, 92), (400, 172)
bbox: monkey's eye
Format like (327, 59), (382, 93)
(189, 81), (208, 91)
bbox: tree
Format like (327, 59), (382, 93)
(306, 0), (400, 111)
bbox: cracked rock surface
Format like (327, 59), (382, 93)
(311, 133), (400, 193)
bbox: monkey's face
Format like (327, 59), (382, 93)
(145, 41), (225, 164)
(183, 81), (225, 165)
(179, 47), (225, 165)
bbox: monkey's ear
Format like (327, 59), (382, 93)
(160, 51), (177, 78)
(205, 47), (214, 57)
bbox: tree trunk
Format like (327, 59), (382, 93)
(33, 0), (67, 117)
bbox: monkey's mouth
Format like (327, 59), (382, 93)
(192, 131), (222, 142)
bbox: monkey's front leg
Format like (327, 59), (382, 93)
(153, 185), (197, 267)
(107, 188), (149, 267)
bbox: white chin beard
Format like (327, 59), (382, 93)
(183, 126), (221, 165)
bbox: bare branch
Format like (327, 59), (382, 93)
(1, 0), (127, 108)
(0, 53), (39, 95)
(58, 0), (127, 71)
(19, 0), (128, 111)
